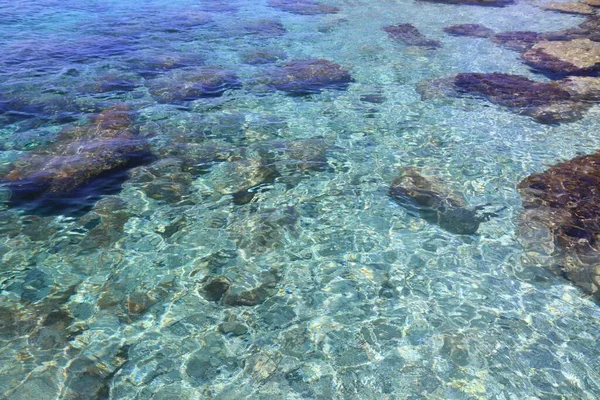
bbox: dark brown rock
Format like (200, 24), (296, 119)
(444, 24), (494, 38)
(453, 72), (590, 124)
(518, 152), (600, 299)
(383, 24), (441, 48)
(1, 105), (152, 214)
(200, 276), (232, 302)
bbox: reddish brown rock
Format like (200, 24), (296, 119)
(518, 152), (600, 299)
(453, 73), (589, 124)
(1, 105), (152, 213)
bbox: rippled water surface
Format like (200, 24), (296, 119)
(2, 0), (600, 399)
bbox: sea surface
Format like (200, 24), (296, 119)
(1, 0), (600, 399)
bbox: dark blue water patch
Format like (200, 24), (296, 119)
(0, 95), (81, 129)
(2, 35), (140, 75)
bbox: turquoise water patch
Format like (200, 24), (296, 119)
(1, 0), (600, 399)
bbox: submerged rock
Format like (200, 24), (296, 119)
(422, 72), (592, 124)
(129, 159), (193, 204)
(148, 68), (241, 102)
(542, 1), (595, 14)
(263, 137), (333, 172)
(444, 24), (494, 38)
(491, 31), (542, 51)
(522, 39), (600, 76)
(518, 151), (600, 300)
(383, 24), (441, 48)
(268, 0), (339, 15)
(241, 49), (287, 65)
(389, 167), (500, 234)
(243, 20), (287, 36)
(126, 51), (206, 78)
(1, 105), (152, 214)
(231, 206), (298, 256)
(207, 154), (279, 205)
(76, 197), (132, 249)
(417, 0), (515, 6)
(559, 76), (600, 100)
(266, 59), (353, 95)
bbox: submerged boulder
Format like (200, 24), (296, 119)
(542, 1), (595, 15)
(518, 152), (600, 300)
(419, 72), (592, 124)
(268, 0), (339, 15)
(444, 24), (495, 38)
(389, 167), (499, 235)
(1, 105), (152, 214)
(266, 59), (353, 95)
(148, 68), (241, 102)
(383, 24), (441, 48)
(522, 38), (600, 76)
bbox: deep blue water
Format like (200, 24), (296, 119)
(1, 0), (600, 399)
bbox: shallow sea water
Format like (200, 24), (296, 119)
(1, 0), (600, 399)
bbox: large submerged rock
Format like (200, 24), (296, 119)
(418, 72), (594, 124)
(389, 167), (499, 234)
(1, 105), (152, 214)
(522, 38), (600, 76)
(148, 68), (242, 102)
(383, 24), (441, 48)
(266, 59), (353, 95)
(542, 1), (595, 15)
(518, 152), (600, 300)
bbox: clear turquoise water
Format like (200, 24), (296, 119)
(1, 0), (600, 399)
